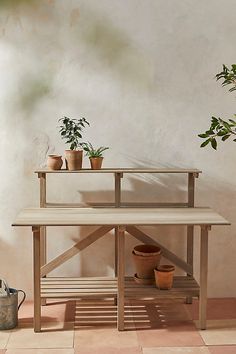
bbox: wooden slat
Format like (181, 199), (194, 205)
(41, 293), (116, 298)
(13, 207), (230, 227)
(41, 289), (117, 293)
(35, 168), (202, 174)
(41, 226), (113, 276)
(41, 284), (117, 289)
(87, 202), (189, 208)
(42, 277), (116, 281)
(126, 226), (192, 274)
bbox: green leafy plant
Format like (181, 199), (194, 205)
(199, 64), (236, 150)
(82, 142), (109, 157)
(58, 116), (90, 150)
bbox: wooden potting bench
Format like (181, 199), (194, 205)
(12, 168), (230, 332)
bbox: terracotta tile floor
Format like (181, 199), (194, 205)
(0, 298), (236, 353)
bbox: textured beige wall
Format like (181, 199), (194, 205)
(0, 0), (235, 298)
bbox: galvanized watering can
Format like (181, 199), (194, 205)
(0, 279), (26, 330)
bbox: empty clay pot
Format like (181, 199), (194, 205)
(154, 264), (175, 290)
(47, 155), (63, 170)
(133, 244), (161, 257)
(132, 247), (162, 279)
(89, 157), (104, 170)
(65, 150), (83, 170)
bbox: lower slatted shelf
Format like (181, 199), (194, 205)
(40, 276), (199, 300)
(41, 277), (117, 298)
(125, 276), (199, 299)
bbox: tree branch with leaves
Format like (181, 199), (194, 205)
(199, 64), (236, 150)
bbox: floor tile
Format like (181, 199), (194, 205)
(197, 319), (236, 345)
(6, 350), (74, 354)
(185, 298), (236, 320)
(74, 327), (139, 349)
(18, 300), (75, 324)
(208, 346), (236, 354)
(0, 332), (11, 349)
(137, 322), (204, 347)
(6, 322), (74, 349)
(143, 347), (210, 354)
(74, 347), (142, 354)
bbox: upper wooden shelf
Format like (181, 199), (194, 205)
(35, 168), (202, 174)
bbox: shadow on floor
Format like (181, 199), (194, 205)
(74, 298), (193, 331)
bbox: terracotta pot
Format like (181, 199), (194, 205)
(133, 244), (161, 257)
(132, 250), (162, 279)
(65, 150), (83, 170)
(47, 155), (63, 170)
(154, 265), (175, 290)
(89, 157), (103, 170)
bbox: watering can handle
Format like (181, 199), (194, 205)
(17, 290), (26, 310)
(0, 279), (10, 296)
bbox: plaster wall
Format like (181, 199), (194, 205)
(0, 0), (235, 298)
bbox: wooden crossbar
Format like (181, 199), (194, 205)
(126, 226), (193, 274)
(41, 226), (113, 277)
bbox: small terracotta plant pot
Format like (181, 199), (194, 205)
(154, 265), (175, 290)
(47, 155), (63, 170)
(89, 157), (103, 170)
(65, 150), (83, 170)
(132, 245), (162, 279)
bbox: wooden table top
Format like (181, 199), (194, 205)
(12, 207), (229, 227)
(35, 168), (202, 174)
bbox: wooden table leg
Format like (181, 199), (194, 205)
(38, 173), (47, 306)
(117, 225), (125, 331)
(114, 227), (119, 305)
(186, 173), (195, 304)
(33, 226), (41, 332)
(199, 225), (209, 330)
(114, 173), (123, 307)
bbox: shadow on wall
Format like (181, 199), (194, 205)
(67, 158), (236, 283)
(71, 6), (154, 90)
(18, 77), (52, 116)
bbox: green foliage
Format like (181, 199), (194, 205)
(199, 64), (236, 149)
(58, 116), (90, 150)
(82, 142), (109, 157)
(215, 64), (236, 92)
(199, 116), (236, 150)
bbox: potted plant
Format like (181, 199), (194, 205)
(81, 142), (109, 169)
(58, 116), (90, 170)
(198, 64), (236, 150)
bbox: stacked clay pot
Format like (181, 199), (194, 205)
(132, 244), (162, 285)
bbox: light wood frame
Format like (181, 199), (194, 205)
(33, 168), (202, 332)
